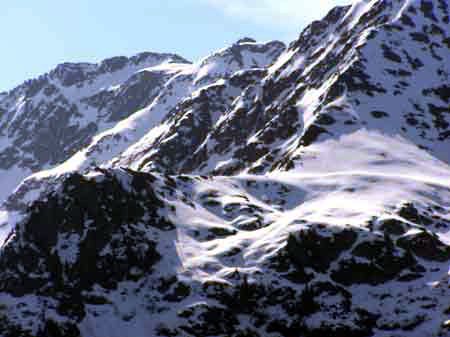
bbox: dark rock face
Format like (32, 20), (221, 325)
(269, 225), (358, 284)
(270, 221), (446, 287)
(397, 231), (450, 261)
(331, 235), (419, 285)
(137, 70), (271, 174)
(50, 63), (95, 87)
(287, 226), (357, 273)
(0, 170), (171, 331)
(82, 70), (173, 122)
(0, 100), (98, 170)
(379, 218), (408, 235)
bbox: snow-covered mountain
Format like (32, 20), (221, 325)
(0, 0), (450, 336)
(0, 51), (191, 202)
(0, 39), (285, 203)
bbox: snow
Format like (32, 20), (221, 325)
(0, 166), (33, 204)
(0, 210), (22, 248)
(53, 232), (81, 265)
(287, 130), (450, 184)
(0, 1), (450, 335)
(11, 39), (284, 183)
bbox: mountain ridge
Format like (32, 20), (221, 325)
(0, 38), (285, 202)
(0, 0), (450, 336)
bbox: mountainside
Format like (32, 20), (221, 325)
(0, 38), (285, 203)
(0, 0), (450, 336)
(0, 51), (191, 202)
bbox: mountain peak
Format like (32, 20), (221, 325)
(48, 51), (189, 87)
(235, 37), (257, 44)
(192, 39), (285, 86)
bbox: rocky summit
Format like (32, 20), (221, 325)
(0, 0), (450, 336)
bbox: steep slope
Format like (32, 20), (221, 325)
(0, 39), (285, 203)
(0, 0), (450, 336)
(47, 39), (286, 174)
(265, 0), (450, 171)
(0, 52), (190, 202)
(104, 0), (449, 176)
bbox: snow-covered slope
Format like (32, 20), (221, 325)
(122, 0), (450, 177)
(0, 0), (449, 336)
(1, 156), (450, 336)
(123, 0), (448, 176)
(0, 38), (285, 203)
(55, 0), (447, 178)
(0, 52), (190, 202)
(44, 39), (286, 175)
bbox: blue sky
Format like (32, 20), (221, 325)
(0, 0), (350, 92)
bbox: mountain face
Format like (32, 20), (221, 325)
(0, 1), (450, 336)
(0, 39), (285, 203)
(0, 52), (191, 202)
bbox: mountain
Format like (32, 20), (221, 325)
(0, 51), (191, 202)
(0, 39), (285, 203)
(0, 0), (450, 336)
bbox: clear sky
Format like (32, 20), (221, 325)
(0, 0), (350, 92)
